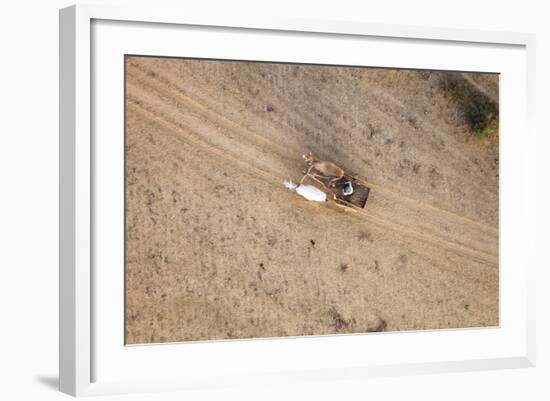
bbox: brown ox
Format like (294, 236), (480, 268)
(302, 152), (344, 187)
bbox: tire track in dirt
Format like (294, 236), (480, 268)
(125, 86), (497, 266)
(127, 61), (497, 232)
(136, 58), (498, 227)
(125, 58), (500, 341)
(127, 105), (498, 305)
(126, 95), (497, 268)
(126, 64), (498, 263)
(128, 61), (498, 222)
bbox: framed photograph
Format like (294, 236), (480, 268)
(59, 4), (536, 396)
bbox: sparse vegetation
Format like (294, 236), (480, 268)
(466, 101), (498, 138)
(440, 74), (499, 139)
(368, 317), (387, 332)
(328, 307), (350, 331)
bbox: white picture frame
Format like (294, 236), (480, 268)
(59, 4), (536, 397)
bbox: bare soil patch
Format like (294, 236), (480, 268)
(125, 56), (499, 344)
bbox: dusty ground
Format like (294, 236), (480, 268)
(124, 56), (499, 344)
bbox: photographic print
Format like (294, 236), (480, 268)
(124, 56), (499, 344)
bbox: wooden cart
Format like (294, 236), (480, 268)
(301, 173), (370, 209)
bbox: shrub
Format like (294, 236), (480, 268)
(466, 101), (497, 138)
(440, 74), (498, 139)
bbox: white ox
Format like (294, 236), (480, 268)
(283, 180), (327, 202)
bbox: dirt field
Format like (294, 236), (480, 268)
(124, 56), (499, 344)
